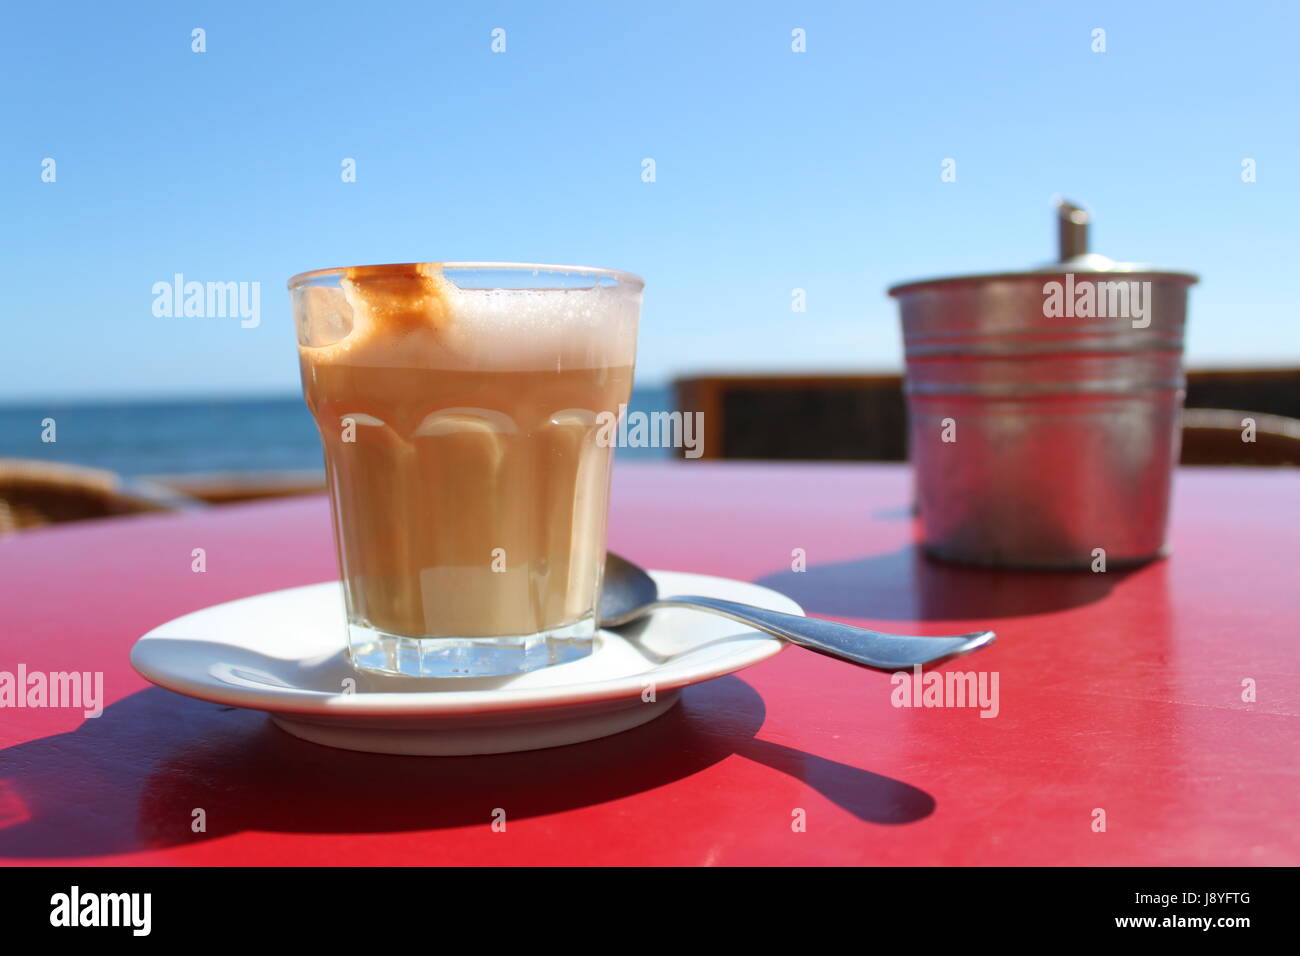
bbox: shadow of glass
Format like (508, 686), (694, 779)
(756, 545), (1134, 623)
(0, 677), (934, 859)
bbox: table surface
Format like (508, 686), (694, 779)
(0, 462), (1296, 866)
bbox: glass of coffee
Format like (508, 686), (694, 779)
(288, 262), (642, 677)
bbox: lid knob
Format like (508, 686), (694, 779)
(1056, 198), (1089, 261)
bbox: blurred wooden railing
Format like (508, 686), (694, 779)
(673, 368), (1300, 465)
(4, 368), (1295, 536)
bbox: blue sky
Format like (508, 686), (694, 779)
(2, 0), (1297, 401)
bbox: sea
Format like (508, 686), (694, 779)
(0, 385), (676, 477)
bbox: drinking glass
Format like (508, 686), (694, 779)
(289, 262), (642, 677)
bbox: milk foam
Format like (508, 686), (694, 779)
(297, 265), (639, 371)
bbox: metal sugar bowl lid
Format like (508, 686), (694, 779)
(889, 199), (1198, 297)
(887, 200), (1198, 359)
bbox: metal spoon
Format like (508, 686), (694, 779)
(600, 553), (995, 672)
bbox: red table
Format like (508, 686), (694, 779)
(0, 463), (1295, 866)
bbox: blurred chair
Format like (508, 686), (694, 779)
(0, 458), (203, 535)
(673, 369), (1300, 465)
(1180, 410), (1300, 466)
(143, 470), (325, 504)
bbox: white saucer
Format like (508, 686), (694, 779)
(130, 571), (801, 755)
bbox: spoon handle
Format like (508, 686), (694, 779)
(652, 596), (995, 671)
